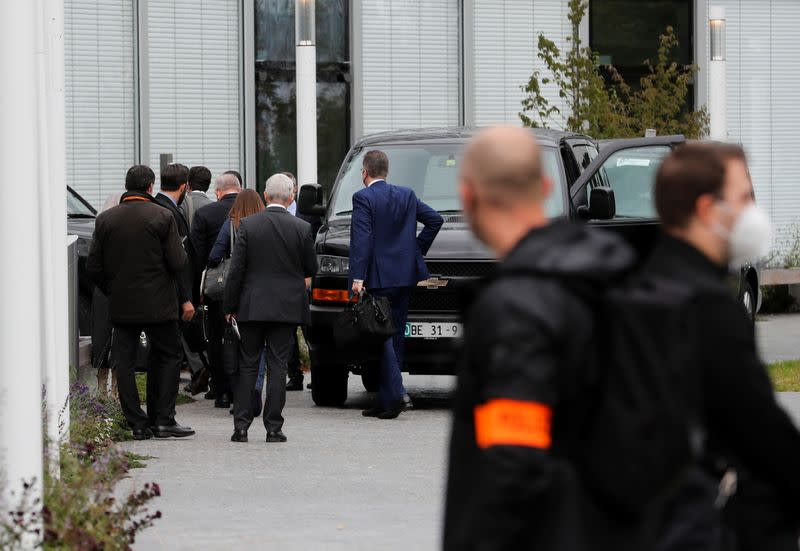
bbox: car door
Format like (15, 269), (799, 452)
(569, 135), (685, 259)
(570, 135), (686, 225)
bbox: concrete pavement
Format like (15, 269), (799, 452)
(757, 314), (800, 364)
(122, 314), (800, 550)
(123, 375), (455, 551)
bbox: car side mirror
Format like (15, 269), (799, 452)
(578, 186), (615, 220)
(298, 184), (326, 216)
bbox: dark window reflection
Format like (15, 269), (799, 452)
(255, 0), (350, 195)
(590, 0), (694, 107)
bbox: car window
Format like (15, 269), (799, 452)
(67, 188), (95, 217)
(587, 145), (671, 219)
(330, 144), (566, 219)
(570, 143), (598, 172)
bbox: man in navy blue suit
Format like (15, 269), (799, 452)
(349, 150), (444, 419)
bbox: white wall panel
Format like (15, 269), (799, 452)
(65, 0), (136, 208)
(714, 0), (800, 258)
(472, 0), (569, 126)
(360, 0), (461, 134)
(148, 0), (241, 188)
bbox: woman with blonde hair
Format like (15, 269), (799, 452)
(208, 188), (264, 266)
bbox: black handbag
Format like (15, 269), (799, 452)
(222, 318), (240, 376)
(202, 220), (235, 302)
(333, 292), (395, 353)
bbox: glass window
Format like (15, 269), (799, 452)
(330, 145), (566, 219)
(587, 145), (671, 219)
(254, 0), (349, 194)
(590, 0), (694, 107)
(67, 188), (96, 217)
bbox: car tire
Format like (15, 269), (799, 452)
(310, 350), (348, 407)
(78, 294), (92, 336)
(740, 281), (756, 323)
(361, 361), (380, 393)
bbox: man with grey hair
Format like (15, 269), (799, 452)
(224, 173), (317, 443)
(190, 171), (242, 407)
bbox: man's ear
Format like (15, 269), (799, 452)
(147, 183), (154, 195)
(263, 191), (270, 204)
(694, 194), (716, 226)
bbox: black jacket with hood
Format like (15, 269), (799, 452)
(444, 220), (635, 551)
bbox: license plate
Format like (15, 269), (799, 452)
(405, 322), (463, 339)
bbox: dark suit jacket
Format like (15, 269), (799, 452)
(153, 192), (193, 304)
(191, 192), (238, 273)
(349, 180), (443, 289)
(223, 206), (318, 324)
(87, 192), (187, 324)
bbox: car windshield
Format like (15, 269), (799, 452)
(329, 144), (566, 219)
(67, 188), (95, 217)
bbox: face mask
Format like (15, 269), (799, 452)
(715, 203), (772, 266)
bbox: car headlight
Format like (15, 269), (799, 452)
(318, 255), (349, 274)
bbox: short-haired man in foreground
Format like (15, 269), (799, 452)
(444, 127), (635, 550)
(87, 165), (195, 439)
(641, 144), (800, 550)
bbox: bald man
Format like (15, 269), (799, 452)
(444, 127), (636, 550)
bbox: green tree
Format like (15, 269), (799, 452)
(520, 0), (708, 139)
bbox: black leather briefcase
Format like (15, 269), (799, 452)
(333, 292), (395, 358)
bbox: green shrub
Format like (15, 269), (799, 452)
(1, 382), (161, 550)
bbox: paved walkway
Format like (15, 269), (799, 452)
(757, 314), (800, 363)
(121, 314), (800, 550)
(122, 375), (454, 551)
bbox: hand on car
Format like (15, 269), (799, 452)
(181, 301), (195, 322)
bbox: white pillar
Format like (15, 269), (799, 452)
(295, 0), (317, 188)
(708, 6), (727, 141)
(0, 0), (45, 516)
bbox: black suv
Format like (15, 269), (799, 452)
(299, 128), (760, 406)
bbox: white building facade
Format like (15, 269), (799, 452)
(64, 0), (800, 257)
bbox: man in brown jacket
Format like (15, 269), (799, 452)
(87, 165), (195, 440)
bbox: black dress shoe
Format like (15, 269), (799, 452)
(229, 406), (234, 415)
(132, 427), (154, 440)
(362, 407), (384, 417)
(204, 389), (217, 400)
(214, 392), (231, 408)
(286, 378), (304, 391)
(306, 382), (313, 389)
(266, 431), (287, 443)
(377, 400), (407, 420)
(153, 423), (196, 438)
(231, 429), (248, 443)
(403, 394), (414, 410)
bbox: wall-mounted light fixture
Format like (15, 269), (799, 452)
(709, 6), (726, 61)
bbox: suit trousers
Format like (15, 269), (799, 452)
(234, 321), (296, 432)
(370, 287), (411, 410)
(112, 321), (181, 429)
(207, 300), (231, 396)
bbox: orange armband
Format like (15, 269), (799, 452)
(474, 399), (552, 450)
